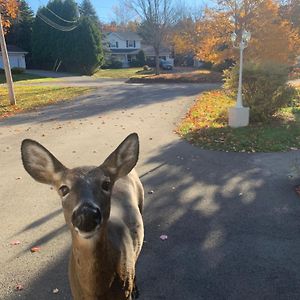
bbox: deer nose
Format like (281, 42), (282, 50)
(71, 203), (101, 233)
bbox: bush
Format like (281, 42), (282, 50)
(200, 61), (213, 70)
(129, 60), (142, 67)
(11, 67), (25, 74)
(102, 59), (123, 69)
(0, 68), (25, 74)
(224, 62), (297, 122)
(212, 59), (234, 72)
(136, 50), (146, 66)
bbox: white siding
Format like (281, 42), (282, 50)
(108, 33), (141, 50)
(0, 53), (26, 69)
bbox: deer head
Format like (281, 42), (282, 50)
(21, 133), (139, 240)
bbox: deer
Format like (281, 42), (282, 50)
(21, 133), (144, 300)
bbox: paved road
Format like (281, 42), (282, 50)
(1, 81), (300, 300)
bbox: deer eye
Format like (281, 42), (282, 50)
(101, 180), (111, 192)
(59, 185), (70, 197)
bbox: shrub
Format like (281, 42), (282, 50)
(212, 59), (234, 72)
(102, 59), (123, 69)
(129, 60), (142, 67)
(11, 67), (25, 74)
(136, 50), (146, 66)
(0, 68), (4, 74)
(200, 61), (213, 70)
(224, 62), (297, 122)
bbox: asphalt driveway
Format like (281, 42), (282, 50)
(1, 80), (300, 300)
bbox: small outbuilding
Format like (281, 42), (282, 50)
(0, 45), (27, 69)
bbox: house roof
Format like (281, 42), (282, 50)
(0, 45), (27, 54)
(141, 44), (171, 56)
(109, 31), (142, 41)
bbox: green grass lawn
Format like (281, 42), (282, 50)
(94, 67), (222, 83)
(0, 85), (93, 118)
(130, 68), (222, 83)
(93, 68), (144, 78)
(0, 73), (59, 84)
(177, 90), (300, 152)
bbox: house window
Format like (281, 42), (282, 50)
(126, 40), (135, 48)
(110, 41), (119, 48)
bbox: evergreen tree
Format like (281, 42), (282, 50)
(6, 0), (34, 55)
(79, 0), (99, 23)
(32, 0), (103, 74)
(65, 17), (103, 74)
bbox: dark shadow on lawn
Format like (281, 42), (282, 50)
(5, 139), (300, 299)
(0, 83), (219, 127)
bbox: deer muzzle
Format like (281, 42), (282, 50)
(71, 203), (102, 236)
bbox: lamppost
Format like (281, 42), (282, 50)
(228, 29), (251, 128)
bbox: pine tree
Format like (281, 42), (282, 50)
(6, 1), (34, 55)
(79, 0), (99, 23)
(32, 0), (103, 74)
(64, 16), (103, 74)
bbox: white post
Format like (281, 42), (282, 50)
(228, 30), (250, 128)
(236, 43), (244, 108)
(0, 13), (16, 105)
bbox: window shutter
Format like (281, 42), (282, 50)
(126, 40), (128, 48)
(116, 41), (118, 48)
(134, 40), (136, 48)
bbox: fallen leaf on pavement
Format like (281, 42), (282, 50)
(15, 284), (23, 291)
(160, 235), (168, 241)
(295, 185), (300, 196)
(30, 246), (41, 253)
(10, 240), (21, 245)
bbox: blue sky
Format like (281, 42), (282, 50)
(27, 0), (210, 22)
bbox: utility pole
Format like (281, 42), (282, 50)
(0, 13), (16, 105)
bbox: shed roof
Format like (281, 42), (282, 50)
(2, 45), (28, 53)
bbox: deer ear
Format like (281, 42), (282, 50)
(21, 139), (67, 185)
(101, 133), (139, 180)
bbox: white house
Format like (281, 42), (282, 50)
(106, 32), (173, 67)
(0, 45), (27, 69)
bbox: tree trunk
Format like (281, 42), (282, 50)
(155, 49), (160, 75)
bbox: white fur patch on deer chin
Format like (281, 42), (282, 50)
(75, 225), (100, 239)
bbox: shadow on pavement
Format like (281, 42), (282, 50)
(0, 84), (219, 127)
(7, 139), (300, 299)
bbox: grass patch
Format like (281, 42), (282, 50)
(177, 90), (300, 152)
(0, 85), (93, 118)
(94, 67), (222, 83)
(93, 68), (144, 79)
(0, 73), (59, 84)
(129, 69), (222, 83)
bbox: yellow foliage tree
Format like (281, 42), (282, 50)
(195, 0), (300, 65)
(0, 0), (19, 31)
(171, 18), (199, 55)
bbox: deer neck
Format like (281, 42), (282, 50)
(70, 224), (119, 298)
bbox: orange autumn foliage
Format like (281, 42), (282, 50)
(195, 0), (300, 65)
(171, 18), (199, 55)
(0, 0), (19, 31)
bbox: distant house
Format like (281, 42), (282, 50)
(106, 32), (173, 67)
(0, 45), (27, 69)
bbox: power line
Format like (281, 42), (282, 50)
(45, 6), (78, 24)
(37, 12), (79, 31)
